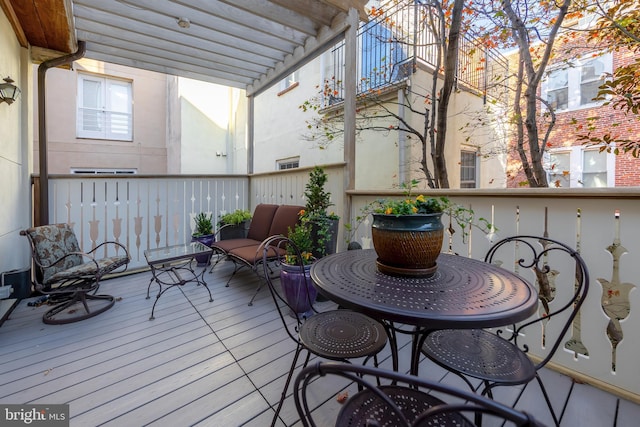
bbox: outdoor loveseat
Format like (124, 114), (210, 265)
(210, 203), (303, 305)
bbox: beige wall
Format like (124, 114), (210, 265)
(33, 59), (168, 174)
(253, 49), (508, 190)
(253, 55), (344, 173)
(177, 78), (246, 174)
(0, 10), (32, 273)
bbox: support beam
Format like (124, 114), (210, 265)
(343, 8), (358, 231)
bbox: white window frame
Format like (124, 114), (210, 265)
(71, 168), (137, 174)
(279, 71), (299, 92)
(276, 157), (300, 170)
(545, 146), (615, 188)
(77, 74), (133, 141)
(459, 150), (478, 188)
(542, 52), (612, 113)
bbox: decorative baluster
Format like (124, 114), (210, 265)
(535, 207), (555, 347)
(600, 210), (635, 371)
(89, 182), (99, 251)
(565, 208), (588, 357)
(154, 183), (162, 248)
(113, 181), (123, 252)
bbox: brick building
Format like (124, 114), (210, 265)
(507, 30), (640, 188)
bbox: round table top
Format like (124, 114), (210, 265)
(310, 250), (538, 329)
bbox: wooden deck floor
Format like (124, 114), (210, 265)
(1, 261), (639, 426)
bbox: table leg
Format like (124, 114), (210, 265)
(410, 327), (430, 375)
(382, 322), (399, 372)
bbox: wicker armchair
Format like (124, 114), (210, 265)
(21, 223), (130, 324)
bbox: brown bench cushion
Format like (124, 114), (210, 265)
(227, 204), (304, 265)
(247, 204), (279, 241)
(268, 205), (304, 236)
(227, 244), (284, 265)
(211, 204), (279, 254)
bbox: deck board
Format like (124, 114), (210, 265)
(1, 262), (639, 426)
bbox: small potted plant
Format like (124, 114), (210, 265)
(191, 212), (214, 265)
(280, 219), (317, 317)
(217, 209), (252, 240)
(303, 166), (340, 259)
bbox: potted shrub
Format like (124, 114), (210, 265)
(217, 209), (252, 240)
(363, 180), (494, 277)
(303, 166), (340, 259)
(191, 212), (214, 265)
(280, 220), (317, 318)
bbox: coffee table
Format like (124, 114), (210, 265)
(144, 242), (214, 320)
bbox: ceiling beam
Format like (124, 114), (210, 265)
(247, 11), (350, 96)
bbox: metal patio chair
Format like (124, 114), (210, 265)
(261, 236), (388, 427)
(21, 223), (130, 324)
(419, 235), (589, 426)
(294, 362), (545, 426)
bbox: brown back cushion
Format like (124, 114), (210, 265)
(246, 204), (279, 241)
(268, 205), (304, 237)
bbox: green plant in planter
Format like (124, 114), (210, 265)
(344, 180), (495, 246)
(285, 221), (314, 265)
(303, 166), (340, 258)
(217, 209), (252, 227)
(192, 212), (214, 237)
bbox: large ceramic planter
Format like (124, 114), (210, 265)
(371, 213), (444, 277)
(280, 263), (317, 318)
(191, 234), (215, 266)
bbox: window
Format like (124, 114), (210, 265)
(71, 168), (137, 174)
(546, 147), (613, 188)
(278, 71), (299, 94)
(77, 74), (133, 140)
(582, 150), (608, 187)
(580, 57), (606, 105)
(277, 157), (300, 170)
(543, 52), (611, 112)
(546, 69), (568, 111)
(460, 151), (477, 188)
(547, 152), (571, 188)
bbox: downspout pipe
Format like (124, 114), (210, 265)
(37, 41), (86, 225)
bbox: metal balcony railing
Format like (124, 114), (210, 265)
(327, 1), (509, 106)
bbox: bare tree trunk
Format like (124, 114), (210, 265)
(434, 0), (465, 188)
(502, 0), (571, 187)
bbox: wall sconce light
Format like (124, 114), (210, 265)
(0, 76), (21, 105)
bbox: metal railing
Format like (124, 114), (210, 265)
(327, 1), (509, 106)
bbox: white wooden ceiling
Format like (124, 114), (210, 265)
(69, 0), (367, 95)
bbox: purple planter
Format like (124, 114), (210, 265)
(191, 234), (215, 265)
(280, 263), (317, 318)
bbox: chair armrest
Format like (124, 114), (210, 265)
(87, 241), (130, 259)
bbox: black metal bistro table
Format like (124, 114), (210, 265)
(310, 249), (539, 374)
(144, 242), (214, 320)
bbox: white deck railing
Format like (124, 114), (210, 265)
(43, 170), (640, 402)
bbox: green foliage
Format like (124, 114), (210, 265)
(345, 180), (494, 244)
(302, 166), (339, 258)
(193, 212), (213, 236)
(218, 209), (252, 227)
(285, 222), (314, 265)
(304, 166), (335, 218)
